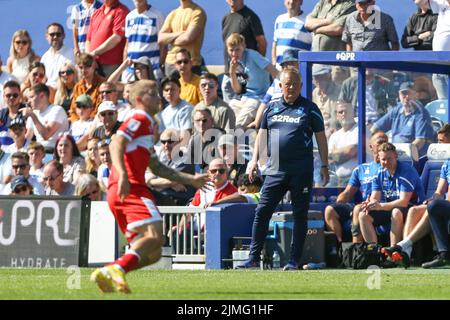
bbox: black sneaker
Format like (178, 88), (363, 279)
(381, 259), (398, 269)
(422, 254), (449, 269)
(235, 259), (260, 269)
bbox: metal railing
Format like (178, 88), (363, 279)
(159, 206), (206, 264)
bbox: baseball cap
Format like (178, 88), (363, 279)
(312, 64), (332, 76)
(133, 56), (151, 67)
(9, 117), (26, 129)
(399, 81), (414, 92)
(75, 94), (93, 107)
(97, 101), (117, 114)
(11, 175), (30, 190)
(218, 134), (236, 147)
(280, 49), (299, 66)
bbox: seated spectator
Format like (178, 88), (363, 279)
(40, 22), (75, 88)
(27, 141), (46, 180)
(91, 101), (122, 140)
(412, 75), (437, 106)
(225, 33), (279, 129)
(9, 175), (34, 196)
(69, 94), (95, 151)
(97, 139), (112, 196)
(312, 64), (341, 137)
(195, 72), (236, 133)
(69, 53), (105, 122)
(6, 29), (40, 84)
(0, 80), (26, 148)
(380, 124), (450, 268)
(2, 151), (44, 195)
(2, 117), (30, 153)
(332, 66), (351, 87)
(74, 173), (102, 201)
(343, 0), (400, 51)
(23, 83), (69, 153)
(42, 160), (75, 196)
(107, 57), (156, 94)
(85, 137), (101, 177)
(371, 82), (436, 157)
(173, 48), (202, 106)
(21, 61), (56, 104)
(187, 107), (225, 172)
(0, 56), (19, 108)
(54, 63), (78, 113)
(217, 133), (248, 188)
(324, 131), (388, 243)
(146, 128), (196, 206)
(328, 101), (358, 186)
(53, 133), (86, 185)
(359, 143), (425, 247)
(208, 173), (263, 206)
(0, 147), (12, 193)
(98, 81), (130, 122)
(401, 0), (437, 51)
(159, 77), (193, 141)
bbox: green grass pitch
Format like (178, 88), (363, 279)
(0, 268), (449, 300)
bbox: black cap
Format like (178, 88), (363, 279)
(9, 117), (26, 129)
(11, 175), (30, 190)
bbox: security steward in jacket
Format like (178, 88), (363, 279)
(237, 66), (330, 270)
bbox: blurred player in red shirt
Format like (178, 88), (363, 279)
(91, 79), (210, 293)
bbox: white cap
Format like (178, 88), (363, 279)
(97, 101), (117, 114)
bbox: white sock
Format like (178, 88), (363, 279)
(397, 238), (413, 257)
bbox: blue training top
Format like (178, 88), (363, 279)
(261, 95), (325, 174)
(372, 161), (425, 204)
(348, 161), (381, 201)
(440, 159), (450, 185)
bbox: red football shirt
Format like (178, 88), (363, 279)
(87, 2), (129, 65)
(109, 110), (155, 189)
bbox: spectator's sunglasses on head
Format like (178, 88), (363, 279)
(176, 59), (190, 65)
(209, 168), (226, 174)
(43, 172), (62, 182)
(59, 69), (74, 77)
(15, 40), (29, 45)
(200, 82), (216, 89)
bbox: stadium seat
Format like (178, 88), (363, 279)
(425, 99), (448, 124)
(420, 143), (450, 199)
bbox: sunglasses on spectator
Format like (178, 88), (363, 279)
(43, 172), (62, 182)
(32, 72), (45, 79)
(49, 32), (63, 38)
(15, 40), (29, 45)
(200, 82), (216, 89)
(12, 164), (28, 170)
(5, 93), (19, 99)
(100, 89), (115, 95)
(59, 69), (74, 76)
(14, 185), (29, 193)
(76, 102), (92, 109)
(176, 59), (190, 65)
(99, 111), (116, 117)
(160, 139), (176, 145)
(209, 168), (226, 174)
(194, 118), (208, 123)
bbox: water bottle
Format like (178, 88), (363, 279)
(302, 262), (326, 270)
(272, 250), (281, 269)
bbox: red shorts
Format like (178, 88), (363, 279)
(107, 184), (162, 243)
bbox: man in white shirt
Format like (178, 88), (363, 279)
(22, 84), (69, 153)
(40, 23), (75, 88)
(328, 101), (358, 186)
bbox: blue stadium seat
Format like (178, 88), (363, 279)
(425, 99), (448, 124)
(420, 143), (450, 199)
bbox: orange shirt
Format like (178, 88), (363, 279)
(180, 74), (202, 106)
(69, 74), (105, 122)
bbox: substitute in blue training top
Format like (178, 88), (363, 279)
(236, 66), (330, 271)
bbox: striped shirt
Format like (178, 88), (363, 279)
(71, 0), (102, 52)
(273, 12), (312, 68)
(125, 6), (165, 78)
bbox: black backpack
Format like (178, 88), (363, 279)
(338, 242), (384, 269)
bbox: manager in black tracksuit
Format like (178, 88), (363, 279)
(237, 67), (330, 270)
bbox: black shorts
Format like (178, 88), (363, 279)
(368, 207), (409, 226)
(329, 203), (354, 221)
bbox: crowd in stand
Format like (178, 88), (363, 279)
(0, 0), (449, 266)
